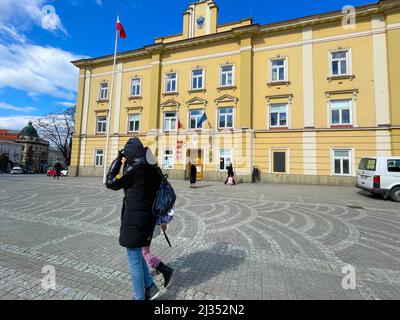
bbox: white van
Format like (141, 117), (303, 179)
(356, 157), (400, 202)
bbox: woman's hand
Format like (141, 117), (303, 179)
(161, 224), (167, 232)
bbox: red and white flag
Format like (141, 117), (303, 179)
(116, 17), (126, 39)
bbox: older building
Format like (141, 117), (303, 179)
(17, 122), (49, 173)
(70, 0), (400, 185)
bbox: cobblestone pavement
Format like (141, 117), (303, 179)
(0, 175), (399, 300)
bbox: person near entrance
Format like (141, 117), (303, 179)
(190, 162), (197, 188)
(224, 163), (236, 185)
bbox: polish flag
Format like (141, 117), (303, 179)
(116, 17), (126, 39)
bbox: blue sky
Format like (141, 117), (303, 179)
(0, 0), (375, 130)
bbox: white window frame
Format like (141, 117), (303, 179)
(96, 115), (107, 134)
(94, 149), (104, 167)
(162, 148), (175, 170)
(329, 100), (352, 126)
(270, 58), (288, 82)
(189, 109), (204, 130)
(130, 77), (142, 97)
(99, 82), (109, 101)
(331, 149), (352, 176)
(218, 107), (234, 129)
(127, 113), (141, 133)
(329, 49), (351, 77)
(220, 64), (235, 87)
(219, 149), (232, 172)
(165, 72), (178, 93)
(163, 111), (178, 132)
(191, 68), (205, 90)
(269, 103), (289, 128)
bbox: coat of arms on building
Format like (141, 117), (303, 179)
(196, 16), (205, 28)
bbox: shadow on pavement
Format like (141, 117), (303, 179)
(163, 242), (246, 300)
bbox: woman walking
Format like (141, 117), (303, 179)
(106, 137), (163, 300)
(224, 163), (236, 185)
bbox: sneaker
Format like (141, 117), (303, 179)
(145, 283), (160, 300)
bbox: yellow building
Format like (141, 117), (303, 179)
(71, 0), (400, 185)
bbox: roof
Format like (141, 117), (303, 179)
(0, 129), (19, 141)
(20, 121), (39, 138)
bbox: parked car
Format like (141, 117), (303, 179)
(10, 167), (23, 175)
(356, 157), (400, 202)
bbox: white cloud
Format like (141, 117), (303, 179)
(0, 102), (37, 113)
(0, 116), (37, 130)
(57, 101), (76, 107)
(0, 0), (68, 36)
(0, 42), (87, 100)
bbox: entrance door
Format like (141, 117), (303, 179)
(187, 149), (204, 181)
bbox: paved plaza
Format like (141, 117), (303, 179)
(0, 175), (399, 300)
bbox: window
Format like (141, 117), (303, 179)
(95, 149), (104, 167)
(128, 114), (140, 132)
(96, 116), (107, 134)
(131, 78), (141, 97)
(330, 100), (351, 125)
(270, 59), (286, 82)
(331, 50), (349, 76)
(358, 158), (377, 171)
(164, 112), (177, 132)
(165, 73), (177, 93)
(219, 149), (232, 171)
(99, 82), (108, 100)
(387, 160), (400, 173)
(273, 152), (286, 173)
(192, 69), (204, 90)
(163, 149), (174, 169)
(333, 150), (351, 175)
(218, 108), (234, 129)
(270, 104), (288, 128)
(189, 110), (203, 130)
(220, 65), (234, 87)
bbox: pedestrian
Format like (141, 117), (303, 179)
(142, 224), (175, 289)
(224, 163), (236, 185)
(106, 137), (164, 300)
(190, 162), (197, 188)
(53, 161), (62, 180)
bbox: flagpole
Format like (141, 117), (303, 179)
(103, 16), (119, 184)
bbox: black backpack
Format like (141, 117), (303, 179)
(152, 167), (176, 217)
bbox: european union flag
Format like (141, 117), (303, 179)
(197, 112), (208, 127)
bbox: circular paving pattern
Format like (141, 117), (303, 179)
(0, 175), (399, 300)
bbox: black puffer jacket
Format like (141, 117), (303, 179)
(106, 152), (162, 248)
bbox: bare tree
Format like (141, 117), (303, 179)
(34, 107), (75, 165)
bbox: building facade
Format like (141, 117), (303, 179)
(71, 0), (400, 185)
(17, 122), (49, 173)
(0, 140), (22, 165)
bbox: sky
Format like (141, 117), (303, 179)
(0, 0), (375, 130)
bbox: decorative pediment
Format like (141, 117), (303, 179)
(214, 94), (238, 105)
(186, 97), (208, 106)
(161, 99), (180, 109)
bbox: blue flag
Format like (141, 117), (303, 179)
(197, 112), (208, 127)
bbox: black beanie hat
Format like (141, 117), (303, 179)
(124, 137), (145, 161)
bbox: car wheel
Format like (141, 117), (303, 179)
(389, 187), (400, 203)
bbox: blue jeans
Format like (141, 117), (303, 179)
(126, 248), (154, 300)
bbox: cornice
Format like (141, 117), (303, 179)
(71, 0), (399, 68)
